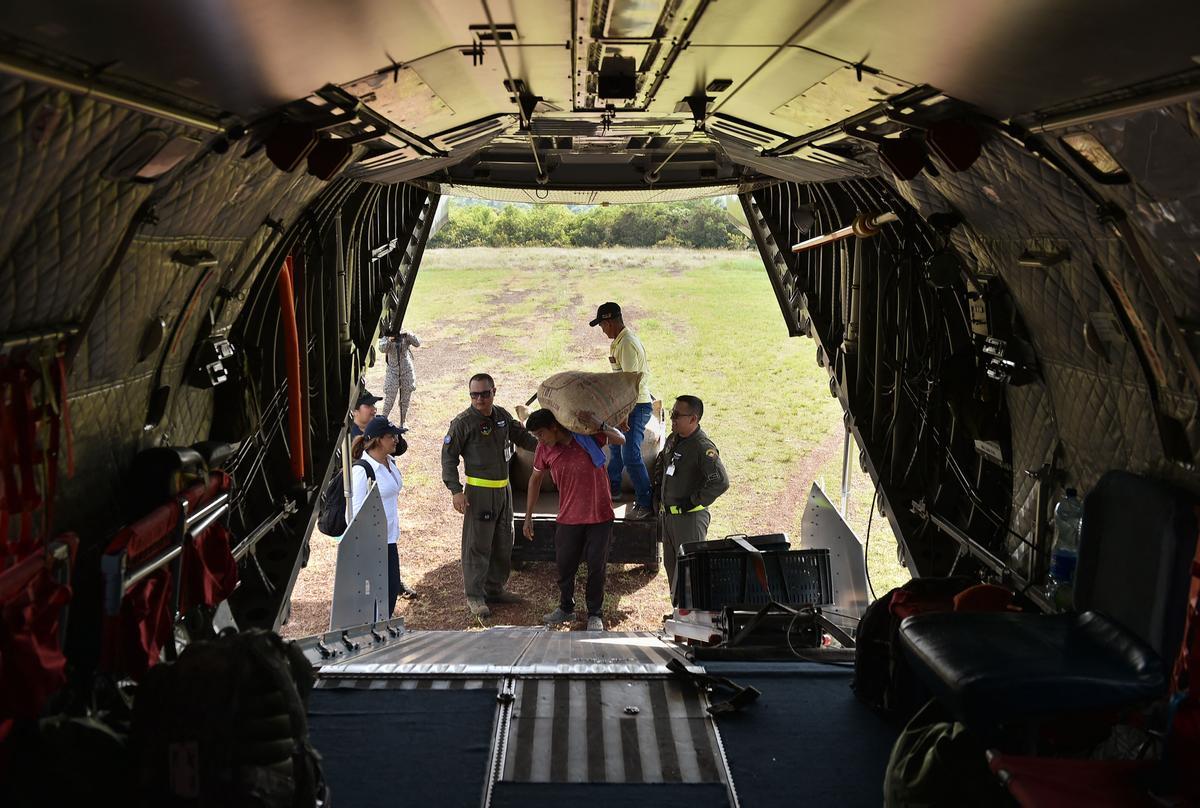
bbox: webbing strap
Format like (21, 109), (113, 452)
(667, 504), (706, 514)
(465, 476), (509, 489)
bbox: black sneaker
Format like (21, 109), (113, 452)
(626, 505), (654, 520)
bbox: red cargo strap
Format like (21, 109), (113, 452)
(107, 501), (181, 566)
(277, 256), (305, 482)
(0, 534), (77, 726)
(0, 360), (41, 558)
(100, 569), (173, 680)
(99, 503), (181, 678)
(181, 521), (237, 612)
(179, 472), (236, 612)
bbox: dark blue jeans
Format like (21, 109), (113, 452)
(608, 402), (653, 509)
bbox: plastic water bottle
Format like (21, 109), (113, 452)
(1045, 488), (1083, 609)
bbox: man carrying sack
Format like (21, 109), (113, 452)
(653, 395), (730, 597)
(442, 373), (538, 619)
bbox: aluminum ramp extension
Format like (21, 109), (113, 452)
(311, 629), (741, 807)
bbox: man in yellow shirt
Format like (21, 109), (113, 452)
(590, 302), (654, 519)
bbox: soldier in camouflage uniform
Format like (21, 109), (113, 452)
(378, 328), (421, 426)
(442, 373), (538, 618)
(652, 395), (730, 599)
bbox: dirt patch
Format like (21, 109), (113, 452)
(738, 428), (844, 537)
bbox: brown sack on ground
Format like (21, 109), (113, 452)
(536, 370), (641, 434)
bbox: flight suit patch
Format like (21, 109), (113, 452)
(444, 435), (451, 444)
(481, 425), (492, 436)
(496, 420), (506, 427)
(705, 448), (718, 458)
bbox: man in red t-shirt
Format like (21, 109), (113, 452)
(523, 408), (627, 631)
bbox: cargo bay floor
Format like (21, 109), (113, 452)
(306, 627), (898, 807)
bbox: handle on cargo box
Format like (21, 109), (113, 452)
(729, 534), (772, 600)
(525, 393), (538, 406)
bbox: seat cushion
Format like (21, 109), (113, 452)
(899, 611), (1166, 725)
(987, 752), (1156, 807)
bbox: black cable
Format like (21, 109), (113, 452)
(865, 489), (878, 601)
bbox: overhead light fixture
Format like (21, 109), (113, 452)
(1061, 132), (1128, 183)
(104, 131), (202, 182)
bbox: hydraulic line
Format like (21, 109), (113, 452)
(645, 129), (697, 183)
(481, 0), (545, 182)
(276, 256), (305, 482)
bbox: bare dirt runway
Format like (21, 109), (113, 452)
(282, 248), (903, 637)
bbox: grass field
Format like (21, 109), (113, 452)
(284, 247), (909, 636)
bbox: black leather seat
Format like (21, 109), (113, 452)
(899, 470), (1197, 726)
(900, 610), (1164, 725)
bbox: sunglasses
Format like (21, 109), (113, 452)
(469, 389), (495, 399)
(669, 410), (695, 419)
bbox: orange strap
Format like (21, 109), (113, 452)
(277, 256), (305, 482)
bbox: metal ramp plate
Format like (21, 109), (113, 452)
(501, 677), (726, 784)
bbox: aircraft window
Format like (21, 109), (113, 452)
(1060, 132), (1129, 184)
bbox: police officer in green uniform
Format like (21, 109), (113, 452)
(442, 373), (538, 618)
(652, 395), (729, 598)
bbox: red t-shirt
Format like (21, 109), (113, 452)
(533, 434), (615, 525)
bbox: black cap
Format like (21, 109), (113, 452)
(355, 391), (382, 409)
(589, 302), (621, 327)
(364, 416), (407, 440)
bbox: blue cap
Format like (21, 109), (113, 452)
(364, 416), (407, 440)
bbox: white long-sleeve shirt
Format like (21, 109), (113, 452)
(350, 453), (403, 545)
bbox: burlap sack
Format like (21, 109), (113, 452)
(536, 371), (642, 434)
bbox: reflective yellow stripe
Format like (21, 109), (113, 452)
(466, 475), (509, 488)
(667, 504), (706, 514)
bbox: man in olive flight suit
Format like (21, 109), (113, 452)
(652, 395), (730, 599)
(442, 373), (538, 618)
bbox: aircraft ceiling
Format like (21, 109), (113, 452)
(3, 0), (1199, 193)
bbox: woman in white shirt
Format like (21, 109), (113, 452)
(350, 415), (418, 615)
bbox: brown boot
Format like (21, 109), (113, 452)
(467, 597), (491, 619)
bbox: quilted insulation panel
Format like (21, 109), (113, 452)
(889, 106), (1200, 564)
(0, 75), (331, 535)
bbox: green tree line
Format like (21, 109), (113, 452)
(430, 199), (751, 249)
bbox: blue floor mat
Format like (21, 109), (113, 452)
(308, 687), (497, 808)
(705, 662), (899, 807)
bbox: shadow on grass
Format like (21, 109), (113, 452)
(400, 555), (662, 632)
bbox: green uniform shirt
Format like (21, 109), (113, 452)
(442, 405), (537, 494)
(653, 427), (730, 510)
(609, 327), (652, 404)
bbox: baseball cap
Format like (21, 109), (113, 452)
(364, 416), (407, 440)
(589, 302), (621, 327)
(355, 391), (383, 409)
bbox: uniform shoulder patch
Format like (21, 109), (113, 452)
(705, 447), (718, 458)
(444, 435), (452, 444)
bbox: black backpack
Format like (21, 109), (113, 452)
(317, 459), (374, 536)
(852, 577), (977, 721)
(131, 629), (327, 807)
